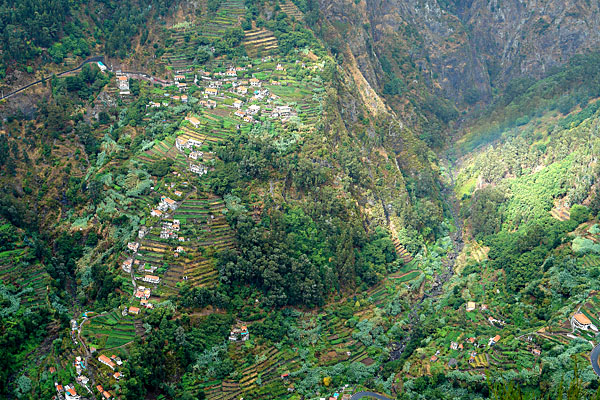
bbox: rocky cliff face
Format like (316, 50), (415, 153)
(318, 0), (600, 105)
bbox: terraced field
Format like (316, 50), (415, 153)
(0, 244), (49, 309)
(280, 0), (304, 20)
(161, 0), (246, 69)
(82, 311), (136, 349)
(243, 29), (279, 58)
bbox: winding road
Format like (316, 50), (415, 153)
(349, 391), (391, 400)
(0, 56), (105, 100)
(591, 343), (600, 377)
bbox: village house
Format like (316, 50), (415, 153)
(128, 306), (140, 315)
(178, 82), (188, 92)
(241, 326), (249, 341)
(122, 259), (132, 273)
(235, 110), (246, 118)
(174, 190), (183, 197)
(143, 275), (160, 284)
(135, 287), (151, 300)
(276, 63), (285, 71)
(181, 95), (188, 103)
(243, 115), (254, 123)
(227, 69), (237, 77)
(571, 311), (597, 331)
(247, 104), (261, 115)
(111, 355), (123, 366)
(138, 226), (148, 239)
(151, 209), (163, 217)
(189, 151), (201, 160)
(96, 385), (103, 393)
(161, 196), (178, 210)
(65, 385), (80, 400)
(102, 390), (112, 400)
(233, 99), (243, 109)
(249, 78), (261, 87)
(98, 355), (116, 370)
(185, 116), (202, 128)
(237, 86), (248, 95)
(532, 348), (541, 356)
(117, 76), (129, 93)
(205, 87), (218, 98)
(174, 75), (185, 82)
(55, 382), (64, 393)
(127, 242), (139, 252)
(450, 342), (459, 350)
(466, 301), (476, 312)
(488, 334), (501, 346)
(190, 164), (207, 175)
(114, 372), (122, 380)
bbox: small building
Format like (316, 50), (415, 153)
(430, 355), (438, 362)
(127, 242), (140, 252)
(174, 75), (186, 81)
(532, 348), (541, 356)
(143, 275), (160, 284)
(117, 76), (129, 92)
(151, 209), (163, 217)
(102, 390), (112, 399)
(113, 372), (122, 380)
(185, 116), (201, 128)
(488, 334), (501, 346)
(571, 312), (596, 331)
(205, 87), (218, 97)
(96, 385), (103, 393)
(240, 326), (249, 341)
(98, 355), (116, 370)
(276, 63), (285, 71)
(138, 227), (148, 239)
(227, 69), (237, 77)
(450, 342), (458, 350)
(181, 95), (188, 103)
(174, 190), (183, 197)
(233, 100), (243, 109)
(128, 306), (140, 315)
(247, 104), (261, 115)
(466, 301), (476, 312)
(236, 86), (248, 95)
(249, 78), (261, 87)
(65, 386), (80, 400)
(55, 383), (64, 392)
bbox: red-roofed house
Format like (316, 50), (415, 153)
(98, 355), (116, 370)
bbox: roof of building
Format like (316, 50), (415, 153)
(145, 275), (159, 280)
(67, 387), (77, 395)
(56, 384), (64, 391)
(129, 306), (140, 313)
(118, 76), (128, 81)
(96, 385), (103, 392)
(574, 313), (592, 325)
(98, 355), (115, 366)
(493, 335), (501, 342)
(103, 390), (112, 399)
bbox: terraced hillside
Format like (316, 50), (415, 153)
(0, 223), (50, 309)
(243, 29), (279, 58)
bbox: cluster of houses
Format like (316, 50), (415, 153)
(54, 382), (81, 400)
(127, 242), (140, 252)
(160, 219), (181, 239)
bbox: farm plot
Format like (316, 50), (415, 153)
(82, 311), (136, 349)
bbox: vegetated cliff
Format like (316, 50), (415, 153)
(317, 0), (600, 108)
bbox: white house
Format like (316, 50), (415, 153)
(571, 312), (597, 331)
(143, 275), (160, 284)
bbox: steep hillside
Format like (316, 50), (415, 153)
(1, 0), (600, 399)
